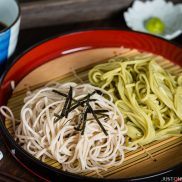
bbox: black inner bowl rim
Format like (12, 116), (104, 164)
(0, 29), (181, 182)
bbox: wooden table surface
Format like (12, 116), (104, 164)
(0, 12), (182, 182)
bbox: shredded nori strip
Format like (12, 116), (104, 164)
(54, 99), (96, 123)
(65, 86), (73, 118)
(95, 90), (103, 95)
(67, 99), (96, 113)
(52, 89), (77, 102)
(53, 88), (108, 135)
(74, 112), (85, 131)
(80, 96), (90, 135)
(96, 113), (109, 118)
(81, 107), (89, 135)
(87, 103), (108, 136)
(54, 113), (61, 118)
(54, 87), (72, 122)
(77, 91), (96, 102)
(90, 109), (108, 113)
(52, 89), (67, 97)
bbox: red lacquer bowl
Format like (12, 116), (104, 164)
(0, 30), (181, 182)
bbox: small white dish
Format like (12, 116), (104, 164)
(124, 0), (182, 40)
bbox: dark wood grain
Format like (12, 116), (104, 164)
(0, 171), (26, 182)
(19, 0), (182, 29)
(20, 0), (133, 29)
(0, 134), (37, 182)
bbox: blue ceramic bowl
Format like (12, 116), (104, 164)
(0, 0), (20, 68)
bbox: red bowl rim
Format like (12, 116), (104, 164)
(0, 29), (181, 181)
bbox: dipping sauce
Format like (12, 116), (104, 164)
(0, 22), (7, 31)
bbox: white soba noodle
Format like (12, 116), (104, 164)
(0, 82), (136, 174)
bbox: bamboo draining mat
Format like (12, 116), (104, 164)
(5, 48), (182, 178)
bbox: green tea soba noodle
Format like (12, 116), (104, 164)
(89, 51), (182, 146)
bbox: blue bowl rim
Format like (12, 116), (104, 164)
(0, 0), (21, 33)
